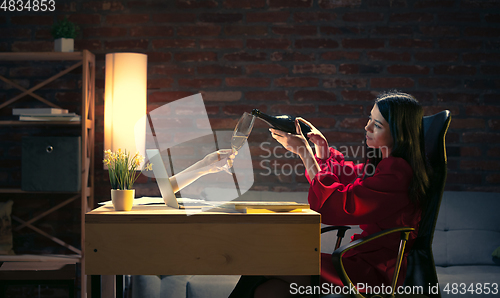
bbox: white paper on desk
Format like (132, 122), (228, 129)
(98, 197), (210, 206)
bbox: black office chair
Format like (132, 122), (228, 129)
(322, 110), (451, 298)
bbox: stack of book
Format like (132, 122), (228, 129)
(13, 108), (81, 122)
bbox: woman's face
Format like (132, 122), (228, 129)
(365, 104), (393, 158)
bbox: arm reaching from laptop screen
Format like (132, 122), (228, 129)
(169, 149), (233, 193)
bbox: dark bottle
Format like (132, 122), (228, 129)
(251, 109), (312, 137)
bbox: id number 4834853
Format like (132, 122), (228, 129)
(1, 0), (55, 11)
(443, 283), (498, 295)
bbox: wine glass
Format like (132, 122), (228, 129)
(223, 112), (255, 172)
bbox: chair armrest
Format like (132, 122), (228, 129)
(321, 225), (351, 234)
(333, 227), (414, 257)
(321, 226), (351, 251)
(331, 226), (414, 298)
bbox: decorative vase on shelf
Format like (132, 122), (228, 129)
(54, 38), (74, 52)
(111, 189), (134, 211)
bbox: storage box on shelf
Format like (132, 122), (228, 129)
(0, 51), (95, 298)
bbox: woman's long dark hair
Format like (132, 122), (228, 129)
(363, 91), (430, 208)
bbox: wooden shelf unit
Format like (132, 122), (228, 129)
(0, 188), (82, 194)
(0, 120), (81, 126)
(0, 50), (95, 298)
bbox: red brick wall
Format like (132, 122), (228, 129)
(1, 0), (500, 215)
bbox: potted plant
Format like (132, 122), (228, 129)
(51, 17), (79, 52)
(103, 149), (152, 211)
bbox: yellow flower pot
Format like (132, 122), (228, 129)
(111, 189), (134, 211)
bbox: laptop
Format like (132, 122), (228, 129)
(146, 149), (214, 209)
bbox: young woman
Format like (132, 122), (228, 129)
(229, 91), (429, 298)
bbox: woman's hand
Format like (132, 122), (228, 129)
(200, 149), (235, 174)
(299, 118), (330, 160)
(270, 119), (312, 158)
(270, 118), (321, 181)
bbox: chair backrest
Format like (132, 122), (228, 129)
(403, 110), (451, 298)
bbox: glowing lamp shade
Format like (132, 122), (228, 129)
(104, 53), (147, 163)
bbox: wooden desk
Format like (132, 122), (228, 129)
(85, 205), (320, 277)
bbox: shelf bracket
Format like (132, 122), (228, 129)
(12, 215), (82, 255)
(14, 195), (79, 232)
(0, 60), (82, 110)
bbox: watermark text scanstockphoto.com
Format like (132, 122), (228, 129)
(258, 142), (388, 177)
(290, 283), (499, 296)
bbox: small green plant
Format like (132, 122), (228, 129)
(51, 17), (79, 39)
(103, 149), (152, 190)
